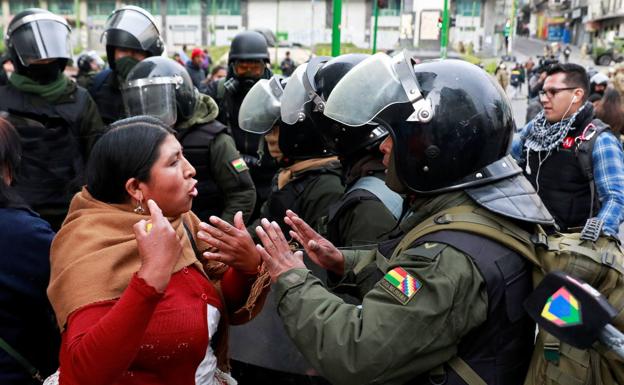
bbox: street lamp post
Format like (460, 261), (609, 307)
(372, 0), (379, 53)
(275, 0), (280, 65)
(332, 0), (342, 56)
(440, 0), (449, 58)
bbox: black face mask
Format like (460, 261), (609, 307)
(224, 77), (257, 97)
(16, 61), (62, 84)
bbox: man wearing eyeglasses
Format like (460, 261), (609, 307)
(512, 63), (624, 238)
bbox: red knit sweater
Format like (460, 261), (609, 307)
(58, 266), (253, 385)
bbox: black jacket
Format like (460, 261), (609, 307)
(0, 208), (60, 385)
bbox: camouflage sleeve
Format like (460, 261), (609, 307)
(209, 132), (256, 224)
(273, 243), (488, 385)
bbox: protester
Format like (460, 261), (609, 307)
(563, 44), (572, 63)
(173, 52), (185, 66)
(47, 117), (270, 385)
(590, 72), (609, 97)
(613, 63), (624, 96)
(510, 62), (525, 99)
(279, 51), (295, 77)
(524, 57), (535, 94)
(595, 87), (624, 139)
(495, 62), (509, 92)
(209, 65), (227, 82)
(200, 65), (227, 94)
(513, 63), (624, 237)
(186, 48), (207, 89)
(0, 117), (60, 385)
(525, 56), (535, 75)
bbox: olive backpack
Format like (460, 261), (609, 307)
(392, 205), (624, 385)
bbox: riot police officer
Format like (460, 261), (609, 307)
(0, 8), (105, 230)
(122, 57), (256, 224)
(220, 73), (343, 384)
(204, 31), (277, 220)
(246, 54), (556, 384)
(74, 51), (104, 89)
(281, 53), (401, 247)
(89, 5), (164, 124)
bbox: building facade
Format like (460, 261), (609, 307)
(0, 0), (518, 55)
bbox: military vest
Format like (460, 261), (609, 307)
(395, 204), (624, 385)
(0, 84), (89, 213)
(520, 120), (609, 231)
(391, 205), (535, 385)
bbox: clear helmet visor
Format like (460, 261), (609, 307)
(280, 63), (312, 124)
(10, 18), (72, 66)
(103, 8), (159, 50)
(239, 77), (284, 134)
(323, 53), (410, 127)
(122, 77), (180, 127)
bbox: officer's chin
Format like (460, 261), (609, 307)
(386, 154), (408, 194)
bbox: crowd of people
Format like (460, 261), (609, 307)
(2, 4), (624, 385)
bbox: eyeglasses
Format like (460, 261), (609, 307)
(538, 87), (577, 99)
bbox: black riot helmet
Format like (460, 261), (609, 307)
(294, 54), (388, 158)
(324, 53), (518, 194)
(6, 8), (72, 80)
(101, 5), (164, 69)
(76, 53), (94, 72)
(238, 75), (333, 163)
(76, 50), (104, 73)
(224, 31), (272, 96)
(228, 31), (271, 64)
(123, 56), (197, 127)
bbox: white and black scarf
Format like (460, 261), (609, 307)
(523, 102), (590, 152)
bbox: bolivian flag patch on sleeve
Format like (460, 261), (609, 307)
(380, 267), (422, 305)
(231, 158), (249, 173)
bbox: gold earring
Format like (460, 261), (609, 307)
(134, 199), (145, 214)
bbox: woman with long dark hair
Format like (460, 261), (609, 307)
(0, 116), (60, 384)
(47, 116), (269, 385)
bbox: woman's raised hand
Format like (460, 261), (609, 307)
(198, 211), (261, 274)
(135, 199), (183, 293)
(284, 210), (344, 275)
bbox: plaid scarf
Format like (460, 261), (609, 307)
(524, 102), (590, 152)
